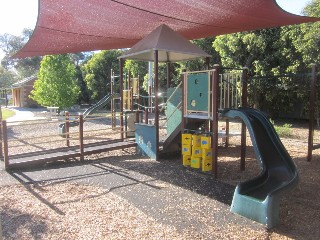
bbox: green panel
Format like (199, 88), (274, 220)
(166, 87), (182, 135)
(186, 73), (209, 112)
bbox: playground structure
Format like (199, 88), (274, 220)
(4, 24), (319, 228)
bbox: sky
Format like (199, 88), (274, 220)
(0, 0), (313, 36)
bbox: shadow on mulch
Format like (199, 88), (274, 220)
(9, 151), (236, 206)
(0, 208), (48, 239)
(8, 141), (319, 239)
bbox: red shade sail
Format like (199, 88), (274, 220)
(13, 0), (319, 58)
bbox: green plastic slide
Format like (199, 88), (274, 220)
(222, 108), (299, 228)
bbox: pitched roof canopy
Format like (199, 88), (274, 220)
(119, 24), (211, 62)
(13, 0), (320, 58)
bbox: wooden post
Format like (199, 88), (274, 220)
(65, 111), (70, 147)
(130, 88), (134, 111)
(240, 67), (249, 171)
(119, 59), (124, 141)
(154, 50), (159, 161)
(2, 121), (9, 170)
(79, 114), (84, 160)
(111, 69), (115, 129)
(137, 75), (141, 111)
(212, 65), (220, 178)
(206, 57), (210, 70)
(181, 70), (186, 131)
(308, 64), (317, 162)
(0, 106), (2, 158)
(225, 119), (230, 147)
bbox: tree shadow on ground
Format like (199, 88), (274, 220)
(8, 141), (319, 239)
(272, 155), (320, 240)
(1, 208), (47, 239)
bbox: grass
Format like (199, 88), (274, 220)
(271, 120), (293, 138)
(1, 108), (15, 120)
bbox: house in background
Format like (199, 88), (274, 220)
(10, 75), (39, 107)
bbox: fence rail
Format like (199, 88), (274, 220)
(0, 112), (135, 170)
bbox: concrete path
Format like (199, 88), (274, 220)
(5, 107), (35, 122)
(4, 107), (46, 122)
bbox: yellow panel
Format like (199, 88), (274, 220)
(131, 78), (139, 95)
(182, 133), (192, 145)
(182, 144), (191, 155)
(182, 155), (191, 166)
(191, 157), (201, 169)
(192, 146), (202, 158)
(202, 158), (213, 172)
(201, 135), (211, 149)
(202, 148), (213, 160)
(192, 134), (201, 147)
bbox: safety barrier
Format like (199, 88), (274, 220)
(0, 112), (135, 170)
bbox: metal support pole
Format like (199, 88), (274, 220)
(145, 108), (149, 124)
(79, 114), (84, 161)
(2, 121), (9, 170)
(240, 67), (249, 171)
(212, 65), (220, 178)
(154, 50), (159, 161)
(308, 64), (317, 162)
(65, 111), (70, 147)
(148, 85), (152, 113)
(119, 59), (124, 141)
(166, 62), (171, 88)
(128, 71), (131, 90)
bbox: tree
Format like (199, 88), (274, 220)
(30, 55), (80, 109)
(212, 28), (309, 116)
(75, 65), (90, 104)
(123, 59), (148, 95)
(0, 66), (16, 88)
(178, 37), (220, 71)
(0, 29), (41, 78)
(82, 50), (122, 102)
(289, 0), (320, 66)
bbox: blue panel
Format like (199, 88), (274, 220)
(135, 123), (157, 160)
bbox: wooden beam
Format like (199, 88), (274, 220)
(154, 50), (159, 161)
(2, 120), (9, 170)
(79, 114), (84, 161)
(119, 59), (124, 140)
(240, 67), (248, 171)
(212, 65), (220, 178)
(308, 64), (317, 162)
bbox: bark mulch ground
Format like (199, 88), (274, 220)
(0, 120), (319, 239)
